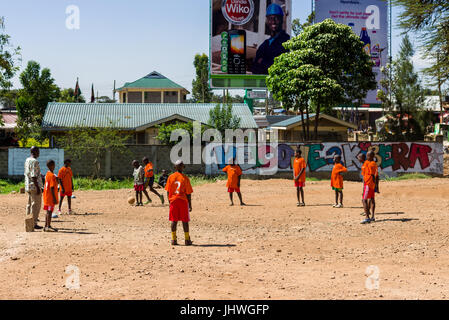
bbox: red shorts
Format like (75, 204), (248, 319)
(169, 199), (190, 223)
(228, 187), (240, 193)
(294, 180), (305, 188)
(362, 184), (375, 200)
(60, 191), (72, 197)
(134, 184), (144, 191)
(43, 205), (55, 212)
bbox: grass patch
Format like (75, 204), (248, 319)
(0, 179), (25, 194)
(382, 173), (432, 181)
(0, 174), (226, 194)
(306, 177), (323, 182)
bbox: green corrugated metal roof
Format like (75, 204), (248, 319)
(116, 71), (188, 91)
(42, 103), (258, 130)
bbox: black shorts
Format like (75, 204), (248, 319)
(145, 176), (154, 188)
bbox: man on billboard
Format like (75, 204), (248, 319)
(251, 3), (290, 75)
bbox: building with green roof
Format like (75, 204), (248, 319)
(43, 102), (257, 146)
(115, 71), (190, 104)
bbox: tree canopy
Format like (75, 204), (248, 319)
(192, 53), (213, 103)
(267, 19), (376, 140)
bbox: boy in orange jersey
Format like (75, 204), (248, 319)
(358, 153), (368, 216)
(331, 155), (348, 208)
(43, 160), (59, 232)
(165, 160), (193, 246)
(293, 148), (306, 206)
(143, 157), (164, 205)
(361, 151), (378, 224)
(222, 158), (245, 206)
(56, 159), (74, 217)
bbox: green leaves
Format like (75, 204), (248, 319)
(192, 53), (213, 103)
(208, 103), (241, 135)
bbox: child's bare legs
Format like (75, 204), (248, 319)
(143, 188), (151, 202)
(229, 192), (234, 206)
(45, 210), (52, 228)
(67, 196), (72, 211)
(296, 187), (300, 204)
(237, 192), (245, 206)
(335, 190), (339, 206)
(339, 191), (343, 206)
(370, 198), (376, 220)
(171, 221), (191, 245)
(299, 187), (305, 204)
(362, 199), (370, 219)
(58, 195), (65, 211)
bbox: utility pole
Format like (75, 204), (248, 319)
(437, 50), (443, 125)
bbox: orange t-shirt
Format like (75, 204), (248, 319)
(293, 157), (306, 183)
(57, 166), (73, 193)
(364, 160), (378, 189)
(165, 172), (193, 203)
(331, 163), (348, 189)
(144, 162), (154, 178)
(43, 171), (59, 207)
(223, 165), (242, 189)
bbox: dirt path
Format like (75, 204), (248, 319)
(1, 177), (449, 300)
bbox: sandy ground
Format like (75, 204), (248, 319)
(1, 172), (449, 300)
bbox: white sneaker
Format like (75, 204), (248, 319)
(335, 204), (342, 208)
(52, 213), (59, 218)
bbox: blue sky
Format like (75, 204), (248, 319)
(0, 0), (427, 99)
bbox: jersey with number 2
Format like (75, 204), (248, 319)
(165, 172), (193, 203)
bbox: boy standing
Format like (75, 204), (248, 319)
(293, 148), (306, 207)
(43, 160), (59, 232)
(361, 151), (378, 224)
(222, 160), (245, 206)
(143, 157), (164, 204)
(331, 155), (347, 208)
(133, 160), (145, 206)
(165, 160), (193, 246)
(56, 159), (74, 217)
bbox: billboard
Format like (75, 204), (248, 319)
(315, 0), (389, 105)
(210, 0), (293, 89)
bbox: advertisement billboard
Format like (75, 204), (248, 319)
(210, 0), (293, 89)
(315, 0), (389, 105)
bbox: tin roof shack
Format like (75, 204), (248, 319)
(0, 111), (18, 146)
(269, 113), (357, 142)
(115, 71), (190, 104)
(42, 102), (258, 146)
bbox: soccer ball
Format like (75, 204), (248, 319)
(128, 197), (135, 205)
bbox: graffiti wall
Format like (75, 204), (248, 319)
(204, 142), (444, 176)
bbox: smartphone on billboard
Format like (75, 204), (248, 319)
(227, 30), (246, 74)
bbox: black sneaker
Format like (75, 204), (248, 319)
(34, 225), (43, 230)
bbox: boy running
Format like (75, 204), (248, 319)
(132, 160), (145, 206)
(143, 157), (164, 204)
(293, 148), (306, 206)
(331, 155), (347, 208)
(165, 160), (193, 246)
(222, 159), (245, 206)
(43, 160), (59, 232)
(361, 151), (378, 224)
(56, 159), (74, 217)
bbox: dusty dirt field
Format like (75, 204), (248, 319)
(1, 175), (449, 300)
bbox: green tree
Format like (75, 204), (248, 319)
(15, 61), (60, 142)
(0, 17), (21, 92)
(192, 53), (213, 103)
(392, 1), (449, 81)
(208, 103), (241, 136)
(56, 124), (131, 178)
(377, 35), (425, 140)
(59, 88), (86, 103)
(292, 12), (315, 37)
(96, 96), (117, 103)
(267, 19), (376, 140)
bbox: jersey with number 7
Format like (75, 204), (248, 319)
(165, 172), (193, 203)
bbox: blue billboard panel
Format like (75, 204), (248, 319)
(315, 0), (389, 105)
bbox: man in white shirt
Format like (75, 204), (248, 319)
(24, 146), (44, 230)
